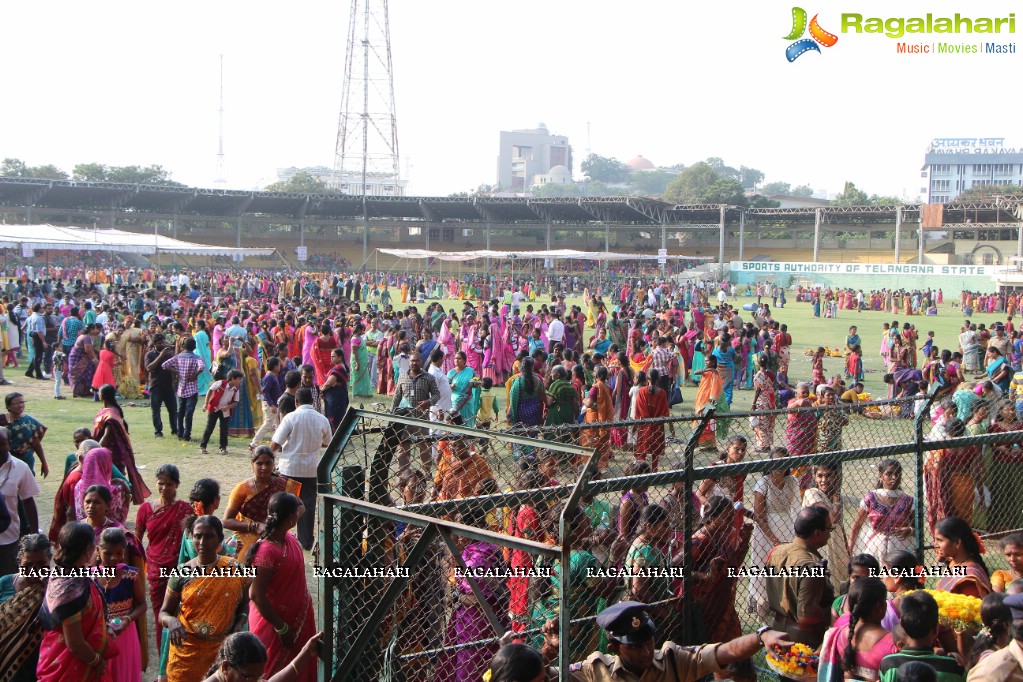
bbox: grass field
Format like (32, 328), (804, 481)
(11, 294), (1006, 665)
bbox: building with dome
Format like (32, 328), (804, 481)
(496, 124), (572, 190)
(533, 164), (572, 187)
(626, 155), (656, 171)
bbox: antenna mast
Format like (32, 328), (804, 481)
(215, 54), (226, 187)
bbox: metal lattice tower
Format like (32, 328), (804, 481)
(334, 0), (401, 201)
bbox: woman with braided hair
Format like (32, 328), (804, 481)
(201, 630), (323, 682)
(817, 577), (897, 682)
(246, 492), (316, 681)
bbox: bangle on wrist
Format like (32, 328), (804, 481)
(275, 622), (289, 635)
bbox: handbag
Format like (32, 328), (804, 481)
(749, 415), (761, 428)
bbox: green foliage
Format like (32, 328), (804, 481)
(791, 184), (814, 197)
(831, 181), (869, 206)
(739, 166), (764, 190)
(532, 182), (584, 198)
(580, 154), (630, 183)
(263, 172), (328, 193)
(72, 163), (184, 186)
(630, 170), (680, 197)
(750, 196), (781, 208)
(663, 162), (746, 206)
(953, 183), (1023, 202)
(1, 158), (69, 180)
(760, 181), (791, 196)
(868, 195), (905, 206)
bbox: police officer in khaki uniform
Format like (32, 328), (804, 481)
(764, 505), (835, 649)
(544, 601), (792, 682)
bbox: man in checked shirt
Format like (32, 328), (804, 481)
(650, 336), (677, 393)
(162, 337), (205, 442)
(391, 353), (440, 482)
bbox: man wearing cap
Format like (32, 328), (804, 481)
(542, 600), (791, 682)
(764, 505), (834, 649)
(967, 592), (1023, 682)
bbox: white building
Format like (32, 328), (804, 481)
(496, 124), (572, 190)
(920, 137), (1023, 203)
(275, 165), (408, 196)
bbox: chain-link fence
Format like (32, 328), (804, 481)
(317, 394), (1023, 681)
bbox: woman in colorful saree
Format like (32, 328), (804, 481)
(320, 348), (350, 432)
(924, 418), (981, 536)
(69, 323), (100, 398)
(310, 324), (337, 388)
(0, 391), (48, 477)
(933, 516), (992, 599)
(751, 354), (777, 452)
(0, 534), (51, 682)
(580, 365), (614, 468)
(686, 496), (753, 645)
(219, 342), (256, 439)
(436, 506), (508, 682)
(633, 368), (671, 471)
(448, 351), (481, 427)
(692, 355), (727, 450)
(245, 493), (317, 682)
(848, 459), (915, 558)
(92, 384), (150, 504)
(36, 522), (114, 681)
(349, 322), (373, 398)
(134, 464), (192, 656)
(160, 515), (249, 682)
(192, 320), (212, 398)
(223, 447), (301, 563)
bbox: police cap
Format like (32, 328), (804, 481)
(596, 601), (655, 644)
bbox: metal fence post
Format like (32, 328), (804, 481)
(682, 407), (715, 639)
(914, 393), (939, 560)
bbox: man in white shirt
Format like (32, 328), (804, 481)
(0, 426), (41, 575)
(427, 348), (453, 416)
(547, 313), (565, 347)
(271, 387), (332, 550)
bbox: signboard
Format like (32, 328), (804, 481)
(657, 248), (667, 265)
(928, 137), (1020, 155)
(20, 243), (33, 258)
(296, 246), (308, 261)
(730, 261), (990, 277)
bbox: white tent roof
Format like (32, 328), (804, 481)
(0, 225), (276, 257)
(377, 248), (711, 262)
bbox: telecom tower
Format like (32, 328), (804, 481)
(334, 0), (402, 263)
(214, 54), (227, 188)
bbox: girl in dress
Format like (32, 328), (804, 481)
(748, 446), (801, 619)
(96, 527), (146, 682)
(848, 459), (915, 558)
(803, 464), (850, 591)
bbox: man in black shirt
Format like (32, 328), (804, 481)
(145, 334), (178, 437)
(277, 370), (301, 419)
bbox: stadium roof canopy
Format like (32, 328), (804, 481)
(0, 224), (276, 257)
(377, 248), (713, 262)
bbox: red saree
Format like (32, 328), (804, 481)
(92, 408), (151, 504)
(311, 335), (338, 387)
(249, 534), (316, 681)
(634, 385), (670, 471)
(37, 579), (115, 681)
(135, 499), (191, 646)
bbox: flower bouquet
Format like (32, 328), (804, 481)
(907, 589), (982, 633)
(765, 643), (819, 682)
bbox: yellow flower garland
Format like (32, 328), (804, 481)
(905, 589), (982, 633)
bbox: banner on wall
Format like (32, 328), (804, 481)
(730, 261), (991, 277)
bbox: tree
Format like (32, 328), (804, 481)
(831, 181), (869, 206)
(791, 184), (814, 197)
(953, 184), (1023, 202)
(72, 163), (185, 186)
(750, 196), (781, 208)
(1, 157), (68, 180)
(580, 154), (630, 183)
(663, 162), (745, 205)
(869, 194), (905, 206)
(630, 170), (680, 198)
(263, 172), (328, 193)
(739, 166), (765, 191)
(760, 181), (791, 196)
(533, 181), (583, 198)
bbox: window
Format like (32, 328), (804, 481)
(932, 164), (950, 174)
(993, 164), (1013, 174)
(920, 187), (927, 193)
(973, 180), (991, 187)
(921, 171), (928, 178)
(983, 253), (996, 265)
(972, 164), (992, 174)
(931, 180), (950, 191)
(932, 195), (949, 203)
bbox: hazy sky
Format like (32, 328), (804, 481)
(1, 1), (1019, 199)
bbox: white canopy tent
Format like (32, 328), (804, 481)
(0, 224), (277, 258)
(377, 248), (711, 262)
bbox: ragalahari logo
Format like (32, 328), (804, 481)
(784, 7), (839, 61)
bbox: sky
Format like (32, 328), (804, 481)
(1, 1), (1019, 200)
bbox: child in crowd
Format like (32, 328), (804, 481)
(52, 347), (67, 399)
(476, 376), (500, 430)
(199, 368), (243, 455)
(96, 527), (147, 682)
(878, 590), (965, 682)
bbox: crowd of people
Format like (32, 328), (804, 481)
(4, 262), (1023, 682)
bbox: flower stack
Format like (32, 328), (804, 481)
(907, 589), (983, 633)
(766, 643), (819, 681)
